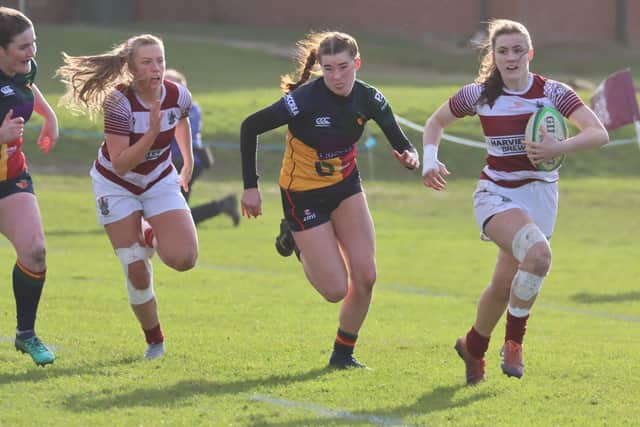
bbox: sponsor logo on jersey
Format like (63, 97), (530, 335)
(488, 135), (525, 154)
(284, 94), (300, 116)
(0, 85), (15, 97)
(318, 146), (352, 160)
(315, 160), (335, 176)
(550, 82), (567, 99)
(374, 90), (388, 109)
(314, 116), (331, 127)
(98, 197), (110, 216)
(144, 149), (163, 161)
(302, 208), (317, 223)
(15, 179), (28, 190)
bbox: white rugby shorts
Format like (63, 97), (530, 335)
(91, 168), (188, 225)
(473, 179), (558, 240)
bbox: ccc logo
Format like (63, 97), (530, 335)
(315, 117), (331, 127)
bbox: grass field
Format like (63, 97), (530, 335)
(0, 176), (638, 426)
(1, 22), (639, 426)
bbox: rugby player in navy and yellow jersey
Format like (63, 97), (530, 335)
(0, 7), (59, 366)
(240, 31), (419, 369)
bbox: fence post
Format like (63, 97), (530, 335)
(615, 0), (628, 45)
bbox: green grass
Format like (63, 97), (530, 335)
(0, 175), (638, 426)
(3, 21), (637, 427)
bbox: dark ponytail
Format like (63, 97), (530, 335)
(280, 31), (359, 94)
(281, 48), (317, 93)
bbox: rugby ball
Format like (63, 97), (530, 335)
(524, 106), (569, 171)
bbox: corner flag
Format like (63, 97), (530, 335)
(590, 69), (640, 132)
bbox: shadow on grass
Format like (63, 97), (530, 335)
(63, 366), (333, 412)
(571, 291), (640, 304)
(0, 355), (139, 385)
(245, 384), (494, 427)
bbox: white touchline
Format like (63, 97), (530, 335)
(382, 284), (640, 324)
(249, 393), (421, 427)
(194, 262), (640, 324)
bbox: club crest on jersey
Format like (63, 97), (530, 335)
(14, 179), (28, 190)
(168, 111), (177, 125)
(356, 116), (365, 126)
(98, 197), (110, 216)
(0, 85), (15, 97)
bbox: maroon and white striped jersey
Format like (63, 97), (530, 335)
(448, 73), (583, 187)
(93, 80), (191, 194)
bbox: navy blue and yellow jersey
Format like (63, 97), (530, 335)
(0, 59), (36, 181)
(241, 78), (414, 191)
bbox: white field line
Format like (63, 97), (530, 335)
(395, 115), (636, 148)
(395, 115), (485, 148)
(249, 393), (421, 427)
(382, 284), (640, 324)
(197, 261), (640, 324)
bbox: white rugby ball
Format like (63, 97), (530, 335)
(524, 106), (569, 171)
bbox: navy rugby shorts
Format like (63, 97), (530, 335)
(280, 170), (363, 231)
(0, 171), (34, 199)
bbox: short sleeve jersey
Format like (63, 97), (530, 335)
(276, 78), (401, 191)
(449, 73), (583, 187)
(0, 59), (36, 181)
(94, 79), (191, 194)
(170, 102), (202, 167)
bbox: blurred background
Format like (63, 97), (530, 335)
(5, 0), (640, 181)
(6, 0), (640, 47)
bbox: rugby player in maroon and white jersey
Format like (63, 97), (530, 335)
(56, 34), (198, 360)
(421, 19), (608, 384)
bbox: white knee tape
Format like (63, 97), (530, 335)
(512, 223), (548, 263)
(511, 269), (544, 301)
(115, 243), (155, 305)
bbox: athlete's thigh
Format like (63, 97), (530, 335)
(293, 222), (348, 289)
(484, 208), (534, 254)
(104, 211), (144, 249)
(147, 209), (197, 254)
(330, 192), (375, 270)
(0, 192), (45, 251)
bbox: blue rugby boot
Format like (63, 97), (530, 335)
(15, 335), (55, 366)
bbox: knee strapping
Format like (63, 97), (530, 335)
(511, 269), (544, 301)
(115, 243), (154, 305)
(512, 223), (548, 263)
